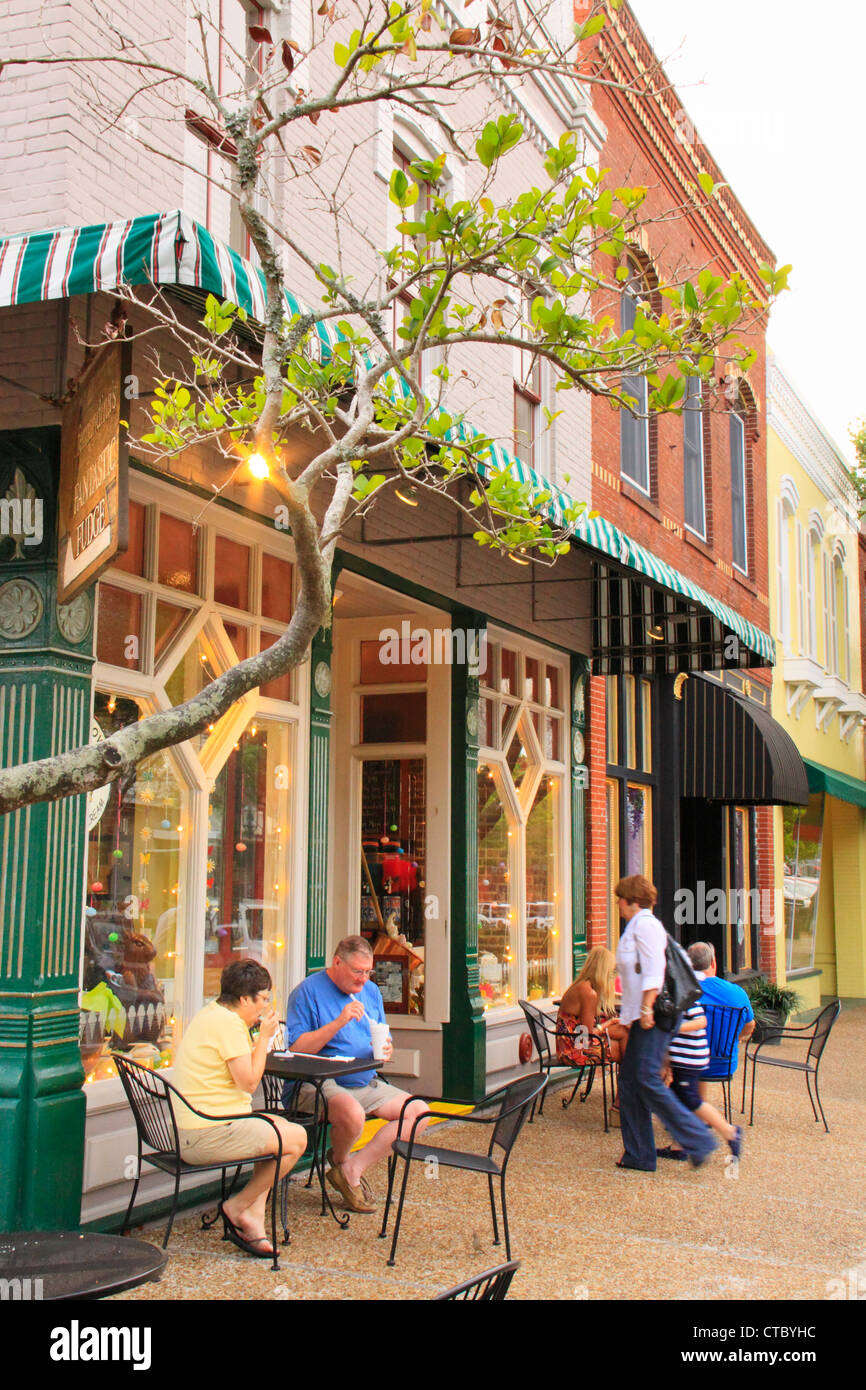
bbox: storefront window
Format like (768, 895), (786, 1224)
(783, 794), (824, 973)
(626, 784), (652, 876)
(727, 806), (753, 974)
(478, 639), (567, 1007)
(359, 758), (426, 1014)
(203, 719), (293, 1003)
(81, 693), (186, 1083)
(526, 777), (559, 998)
(478, 766), (515, 1008)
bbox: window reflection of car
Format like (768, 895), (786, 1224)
(783, 875), (819, 907)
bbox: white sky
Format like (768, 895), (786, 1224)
(629, 0), (864, 465)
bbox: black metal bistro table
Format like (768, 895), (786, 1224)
(264, 1052), (379, 1229)
(0, 1230), (166, 1300)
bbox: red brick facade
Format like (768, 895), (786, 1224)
(584, 3), (778, 975)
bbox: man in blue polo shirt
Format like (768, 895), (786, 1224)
(687, 941), (755, 1091)
(284, 935), (429, 1213)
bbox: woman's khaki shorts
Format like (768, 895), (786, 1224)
(177, 1117), (281, 1165)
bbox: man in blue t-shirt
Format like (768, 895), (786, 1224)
(284, 935), (430, 1213)
(687, 941), (755, 1087)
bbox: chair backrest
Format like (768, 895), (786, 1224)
(490, 1073), (547, 1157)
(807, 998), (841, 1062)
(518, 999), (554, 1067)
(113, 1054), (180, 1156)
(704, 1004), (749, 1073)
(433, 1260), (521, 1301)
(260, 1024), (288, 1112)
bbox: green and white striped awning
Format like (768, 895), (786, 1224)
(0, 208), (341, 352)
(0, 210), (774, 671)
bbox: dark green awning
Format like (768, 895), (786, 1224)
(804, 759), (866, 810)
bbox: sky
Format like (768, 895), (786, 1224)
(629, 0), (865, 465)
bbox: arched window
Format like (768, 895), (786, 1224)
(776, 478), (798, 654)
(620, 261), (651, 495)
(683, 376), (707, 538)
(727, 380), (756, 575)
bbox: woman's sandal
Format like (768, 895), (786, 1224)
(656, 1145), (688, 1162)
(615, 1156), (653, 1171)
(218, 1203), (274, 1258)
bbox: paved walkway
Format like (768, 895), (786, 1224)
(114, 1003), (866, 1301)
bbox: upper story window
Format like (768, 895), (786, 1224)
(619, 263), (651, 494)
(513, 290), (542, 470)
(729, 396), (749, 574)
(683, 376), (707, 538)
(390, 140), (442, 403)
(775, 480), (798, 654)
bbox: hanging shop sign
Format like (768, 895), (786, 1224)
(58, 341), (130, 603)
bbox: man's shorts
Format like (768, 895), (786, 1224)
(292, 1076), (410, 1117)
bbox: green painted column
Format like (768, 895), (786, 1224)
(305, 607), (336, 975)
(0, 428), (94, 1230)
(442, 610), (486, 1101)
(570, 656), (590, 977)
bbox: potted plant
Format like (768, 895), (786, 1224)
(745, 977), (803, 1045)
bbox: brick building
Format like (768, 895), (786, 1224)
(579, 3), (809, 979)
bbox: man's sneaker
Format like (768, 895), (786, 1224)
(728, 1125), (743, 1159)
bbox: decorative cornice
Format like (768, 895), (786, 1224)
(767, 356), (857, 517)
(598, 7), (773, 293)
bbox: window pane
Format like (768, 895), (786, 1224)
(624, 675), (637, 769)
(545, 665), (561, 710)
(783, 794), (824, 973)
(360, 758), (426, 1015)
(730, 412), (747, 571)
(606, 779), (620, 947)
(97, 584), (142, 669)
(525, 656), (539, 703)
(641, 679), (652, 773)
(222, 621), (248, 661)
(154, 599), (193, 664)
(729, 807), (752, 974)
(258, 630), (293, 703)
(158, 514), (198, 593)
(545, 715), (562, 762)
(360, 637), (426, 684)
(113, 499), (146, 577)
(626, 783), (651, 877)
(202, 721), (292, 1002)
(500, 647), (518, 695)
(480, 696), (496, 749)
(361, 691), (426, 743)
(477, 766), (515, 1009)
(213, 535), (250, 611)
(683, 377), (706, 536)
(525, 776), (559, 999)
(514, 389), (536, 466)
(165, 633), (221, 753)
(81, 693), (184, 1083)
(261, 553), (293, 624)
(606, 676), (618, 765)
(620, 375), (649, 492)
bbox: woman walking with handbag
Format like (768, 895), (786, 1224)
(613, 875), (717, 1173)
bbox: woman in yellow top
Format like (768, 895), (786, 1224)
(173, 959), (306, 1257)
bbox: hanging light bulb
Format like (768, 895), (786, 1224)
(248, 451), (270, 479)
(395, 484), (419, 507)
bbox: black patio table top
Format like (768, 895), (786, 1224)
(0, 1230), (166, 1300)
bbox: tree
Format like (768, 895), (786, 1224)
(0, 0), (789, 814)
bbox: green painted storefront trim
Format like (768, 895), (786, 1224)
(306, 615), (336, 975)
(442, 608), (486, 1101)
(571, 656), (590, 978)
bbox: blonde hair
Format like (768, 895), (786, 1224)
(575, 946), (617, 1018)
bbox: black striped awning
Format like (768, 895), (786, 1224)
(682, 675), (809, 806)
(593, 564), (772, 676)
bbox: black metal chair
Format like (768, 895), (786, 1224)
(702, 1003), (749, 1122)
(433, 1259), (521, 1300)
(519, 998), (616, 1131)
(741, 998), (841, 1132)
(379, 1073), (546, 1267)
(260, 1026), (327, 1234)
(113, 1054), (285, 1270)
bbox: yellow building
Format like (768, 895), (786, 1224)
(767, 354), (866, 1007)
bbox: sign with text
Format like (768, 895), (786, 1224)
(58, 342), (129, 603)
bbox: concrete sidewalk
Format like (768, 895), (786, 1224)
(113, 1003), (866, 1301)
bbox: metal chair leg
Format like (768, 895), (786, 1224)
(749, 1055), (757, 1126)
(487, 1173), (500, 1247)
(601, 1058), (609, 1133)
(379, 1150), (397, 1240)
(804, 1068), (819, 1123)
(500, 1174), (511, 1261)
(813, 1072), (830, 1133)
(561, 1071), (585, 1110)
(386, 1156), (413, 1267)
(163, 1167), (181, 1249)
(121, 1142), (143, 1237)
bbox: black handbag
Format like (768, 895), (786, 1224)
(654, 934), (703, 1029)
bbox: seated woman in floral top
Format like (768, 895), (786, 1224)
(556, 946), (627, 1065)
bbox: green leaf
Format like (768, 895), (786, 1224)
(683, 281), (700, 313)
(697, 171), (714, 198)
